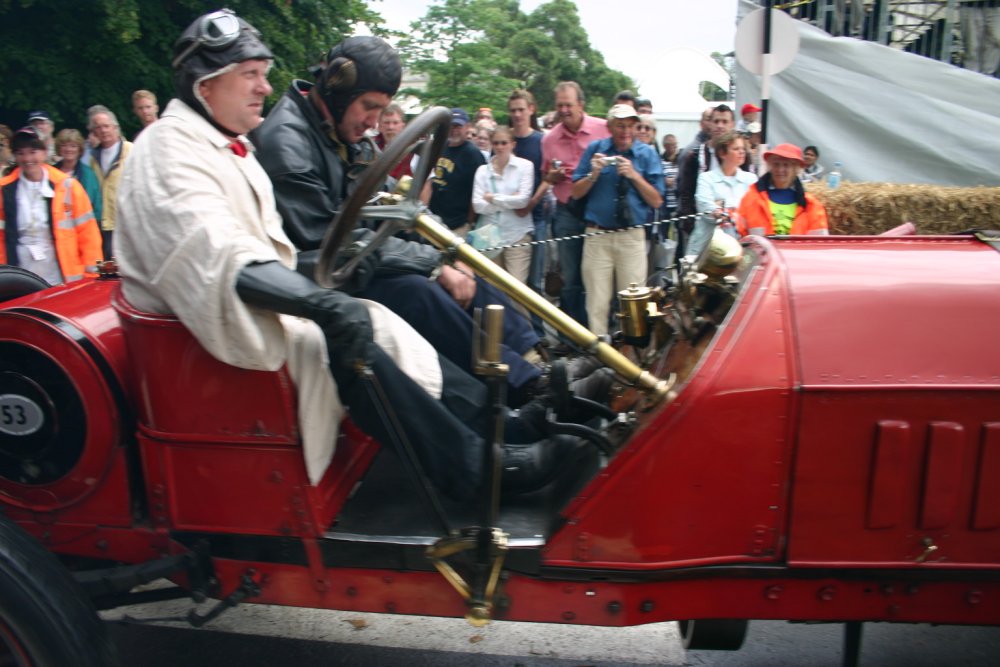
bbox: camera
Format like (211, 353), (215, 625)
(551, 159), (563, 170)
(600, 156), (619, 167)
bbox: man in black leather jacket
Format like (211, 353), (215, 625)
(251, 37), (547, 405)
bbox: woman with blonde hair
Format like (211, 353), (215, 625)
(54, 128), (102, 222)
(688, 131), (757, 258)
(471, 125), (534, 283)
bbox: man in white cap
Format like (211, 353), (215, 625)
(569, 104), (664, 337)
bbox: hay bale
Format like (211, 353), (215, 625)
(806, 182), (1000, 235)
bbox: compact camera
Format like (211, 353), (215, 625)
(599, 156), (619, 167)
(551, 159), (563, 170)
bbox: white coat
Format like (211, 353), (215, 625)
(116, 99), (441, 483)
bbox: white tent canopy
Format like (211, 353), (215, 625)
(735, 0), (1000, 186)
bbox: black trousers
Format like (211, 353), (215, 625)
(327, 340), (490, 501)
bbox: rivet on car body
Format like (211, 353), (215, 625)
(640, 600), (655, 613)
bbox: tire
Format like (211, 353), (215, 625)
(0, 265), (51, 303)
(678, 618), (748, 651)
(0, 515), (120, 666)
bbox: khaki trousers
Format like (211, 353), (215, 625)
(581, 227), (646, 337)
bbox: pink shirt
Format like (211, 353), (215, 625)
(541, 114), (610, 204)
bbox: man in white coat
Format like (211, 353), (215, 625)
(115, 9), (579, 500)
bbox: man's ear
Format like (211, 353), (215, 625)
(322, 57), (357, 95)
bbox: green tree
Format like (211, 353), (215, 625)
(0, 0), (380, 136)
(397, 0), (634, 117)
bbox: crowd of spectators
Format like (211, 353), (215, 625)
(1, 77), (832, 336)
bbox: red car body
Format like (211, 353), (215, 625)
(1, 234), (998, 640)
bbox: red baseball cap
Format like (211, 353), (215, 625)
(763, 143), (805, 166)
(741, 103), (762, 115)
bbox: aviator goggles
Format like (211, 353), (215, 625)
(172, 9), (246, 68)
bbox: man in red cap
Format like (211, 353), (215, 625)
(737, 103), (762, 133)
(736, 143), (829, 237)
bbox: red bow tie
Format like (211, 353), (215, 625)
(228, 140), (247, 158)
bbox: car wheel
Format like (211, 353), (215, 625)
(677, 618), (748, 651)
(0, 515), (120, 666)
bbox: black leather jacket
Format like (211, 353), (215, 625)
(251, 80), (439, 282)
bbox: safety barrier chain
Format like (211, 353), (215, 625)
(479, 212), (699, 253)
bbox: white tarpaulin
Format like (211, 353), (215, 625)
(735, 0), (1000, 186)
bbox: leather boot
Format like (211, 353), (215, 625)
(500, 435), (583, 495)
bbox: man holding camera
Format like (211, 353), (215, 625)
(570, 104), (663, 337)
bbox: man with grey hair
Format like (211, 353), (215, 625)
(85, 104), (132, 258)
(537, 81), (610, 327)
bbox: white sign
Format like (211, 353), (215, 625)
(735, 8), (801, 77)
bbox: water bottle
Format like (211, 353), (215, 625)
(827, 161), (842, 189)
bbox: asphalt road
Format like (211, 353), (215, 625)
(106, 599), (1000, 667)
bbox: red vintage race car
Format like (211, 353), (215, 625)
(1, 109), (998, 667)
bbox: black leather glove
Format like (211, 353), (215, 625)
(235, 261), (373, 368)
(331, 229), (380, 295)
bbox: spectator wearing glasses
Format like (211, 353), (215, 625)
(472, 126), (534, 284)
(0, 127), (101, 285)
(570, 104), (664, 337)
(737, 144), (829, 238)
(635, 98), (653, 115)
(635, 114), (657, 147)
(84, 105), (132, 259)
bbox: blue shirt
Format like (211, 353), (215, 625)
(572, 138), (664, 229)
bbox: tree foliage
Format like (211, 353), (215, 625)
(0, 0), (381, 136)
(398, 0), (634, 118)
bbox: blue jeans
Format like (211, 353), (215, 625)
(553, 203), (588, 327)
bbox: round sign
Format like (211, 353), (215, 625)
(0, 394), (45, 436)
(735, 8), (801, 76)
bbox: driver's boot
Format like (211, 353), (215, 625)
(500, 435), (587, 496)
(510, 361), (617, 441)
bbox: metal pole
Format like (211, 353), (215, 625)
(761, 0), (773, 146)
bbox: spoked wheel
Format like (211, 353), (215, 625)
(0, 516), (119, 666)
(314, 106), (452, 288)
(677, 618), (748, 651)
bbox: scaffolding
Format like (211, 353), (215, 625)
(775, 1), (962, 64)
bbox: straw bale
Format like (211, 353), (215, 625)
(805, 182), (1000, 235)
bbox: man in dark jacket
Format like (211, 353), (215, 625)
(252, 37), (552, 404)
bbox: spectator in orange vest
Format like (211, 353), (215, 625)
(737, 143), (829, 237)
(0, 127), (102, 284)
